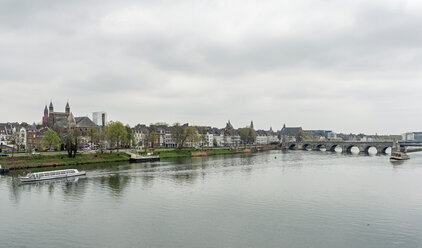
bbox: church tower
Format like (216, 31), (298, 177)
(48, 101), (54, 127)
(42, 105), (49, 126)
(65, 101), (70, 115)
(49, 100), (54, 113)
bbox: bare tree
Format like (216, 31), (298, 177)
(7, 132), (20, 157)
(171, 123), (199, 149)
(63, 129), (81, 158)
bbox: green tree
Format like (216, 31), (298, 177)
(185, 126), (200, 147)
(301, 131), (314, 141)
(87, 127), (99, 148)
(98, 128), (107, 153)
(239, 127), (257, 145)
(41, 129), (61, 150)
(125, 125), (135, 148)
(106, 122), (128, 152)
(149, 131), (158, 148)
(171, 123), (200, 149)
(171, 123), (185, 149)
(213, 138), (218, 147)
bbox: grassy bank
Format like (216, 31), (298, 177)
(0, 153), (130, 170)
(154, 148), (250, 159)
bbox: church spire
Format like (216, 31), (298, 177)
(65, 100), (70, 114)
(49, 100), (54, 112)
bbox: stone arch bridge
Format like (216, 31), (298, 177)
(283, 141), (395, 155)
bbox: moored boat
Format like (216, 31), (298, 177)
(19, 169), (86, 182)
(129, 153), (160, 163)
(390, 152), (410, 161)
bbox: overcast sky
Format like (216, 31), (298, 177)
(1, 0), (421, 134)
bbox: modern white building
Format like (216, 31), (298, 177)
(402, 132), (422, 141)
(92, 111), (107, 127)
(327, 131), (337, 140)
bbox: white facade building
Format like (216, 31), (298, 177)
(92, 111), (107, 126)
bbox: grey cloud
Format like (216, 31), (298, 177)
(1, 0), (422, 134)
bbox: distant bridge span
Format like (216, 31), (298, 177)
(283, 141), (395, 155)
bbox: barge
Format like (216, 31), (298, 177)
(129, 154), (160, 163)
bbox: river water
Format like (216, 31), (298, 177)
(1, 150), (422, 248)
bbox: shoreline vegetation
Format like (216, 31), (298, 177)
(0, 146), (276, 171)
(0, 153), (130, 170)
(153, 147), (255, 158)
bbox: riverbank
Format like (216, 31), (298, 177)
(154, 147), (266, 159)
(0, 146), (277, 170)
(0, 153), (130, 170)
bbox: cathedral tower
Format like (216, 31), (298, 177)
(65, 101), (70, 115)
(49, 101), (54, 114)
(42, 105), (49, 126)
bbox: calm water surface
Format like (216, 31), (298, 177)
(1, 151), (422, 248)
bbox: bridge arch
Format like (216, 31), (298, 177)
(316, 144), (327, 151)
(382, 147), (392, 155)
(347, 145), (360, 154)
(330, 144), (339, 152)
(364, 146), (378, 155)
(289, 144), (296, 150)
(303, 144), (313, 151)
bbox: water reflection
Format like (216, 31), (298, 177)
(8, 178), (22, 204)
(98, 174), (130, 197)
(169, 171), (200, 185)
(390, 160), (406, 166)
(61, 177), (87, 200)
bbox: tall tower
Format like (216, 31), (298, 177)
(65, 101), (70, 115)
(49, 101), (54, 113)
(250, 120), (254, 129)
(42, 105), (49, 126)
(48, 101), (54, 127)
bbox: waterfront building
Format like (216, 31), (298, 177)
(41, 101), (97, 134)
(133, 124), (149, 147)
(0, 122), (30, 151)
(306, 130), (337, 140)
(0, 123), (12, 147)
(402, 132), (422, 141)
(327, 131), (337, 140)
(256, 130), (268, 145)
(279, 124), (303, 142)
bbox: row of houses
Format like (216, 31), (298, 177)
(133, 121), (281, 148)
(0, 122), (50, 152)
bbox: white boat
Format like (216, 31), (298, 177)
(19, 169), (86, 183)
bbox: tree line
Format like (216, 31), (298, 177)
(40, 122), (259, 158)
(41, 121), (134, 158)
